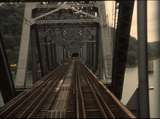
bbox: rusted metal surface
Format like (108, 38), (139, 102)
(0, 60), (135, 118)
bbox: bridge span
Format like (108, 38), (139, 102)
(0, 1), (157, 118)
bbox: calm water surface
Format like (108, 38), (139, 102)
(122, 59), (160, 118)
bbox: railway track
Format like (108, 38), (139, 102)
(0, 61), (70, 118)
(65, 61), (135, 118)
(0, 60), (136, 118)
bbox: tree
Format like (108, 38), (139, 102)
(0, 3), (24, 64)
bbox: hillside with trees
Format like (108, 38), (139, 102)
(127, 36), (160, 66)
(0, 3), (24, 64)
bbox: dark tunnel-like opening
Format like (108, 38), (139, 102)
(71, 53), (79, 58)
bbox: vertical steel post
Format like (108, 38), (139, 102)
(15, 3), (33, 88)
(34, 25), (44, 77)
(48, 40), (52, 70)
(95, 24), (99, 71)
(86, 43), (89, 66)
(53, 43), (57, 67)
(0, 33), (15, 103)
(97, 23), (103, 80)
(149, 1), (160, 117)
(93, 43), (96, 72)
(137, 1), (150, 118)
(50, 41), (54, 69)
(88, 43), (92, 68)
(111, 1), (134, 99)
(44, 37), (49, 72)
(30, 28), (37, 83)
(63, 47), (65, 61)
(92, 43), (94, 70)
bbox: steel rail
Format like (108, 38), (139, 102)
(28, 68), (68, 118)
(84, 71), (115, 118)
(79, 62), (115, 118)
(25, 64), (69, 118)
(75, 64), (80, 118)
(65, 62), (77, 118)
(77, 65), (86, 118)
(0, 64), (69, 118)
(18, 67), (67, 118)
(0, 65), (63, 116)
(0, 60), (136, 118)
(91, 82), (115, 118)
(79, 63), (108, 118)
(48, 61), (74, 118)
(82, 62), (136, 118)
(75, 63), (87, 118)
(5, 65), (68, 118)
(26, 70), (67, 118)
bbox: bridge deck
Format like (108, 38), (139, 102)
(0, 59), (135, 118)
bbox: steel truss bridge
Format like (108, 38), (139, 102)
(0, 1), (152, 118)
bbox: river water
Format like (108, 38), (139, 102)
(122, 59), (160, 118)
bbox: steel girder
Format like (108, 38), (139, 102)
(0, 33), (15, 103)
(111, 1), (135, 100)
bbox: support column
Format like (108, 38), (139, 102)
(34, 25), (44, 77)
(97, 23), (103, 80)
(87, 43), (91, 68)
(137, 1), (150, 118)
(50, 41), (54, 69)
(87, 44), (90, 66)
(86, 43), (89, 66)
(98, 2), (112, 81)
(30, 28), (38, 83)
(83, 44), (87, 64)
(95, 24), (100, 72)
(0, 33), (15, 103)
(111, 1), (134, 99)
(63, 47), (65, 61)
(147, 1), (160, 118)
(15, 3), (35, 88)
(53, 43), (57, 67)
(91, 42), (94, 70)
(44, 37), (49, 72)
(47, 40), (52, 70)
(56, 46), (61, 65)
(93, 43), (96, 72)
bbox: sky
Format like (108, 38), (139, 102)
(105, 1), (159, 42)
(129, 1), (159, 42)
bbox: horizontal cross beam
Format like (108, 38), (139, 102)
(34, 19), (99, 24)
(36, 3), (97, 9)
